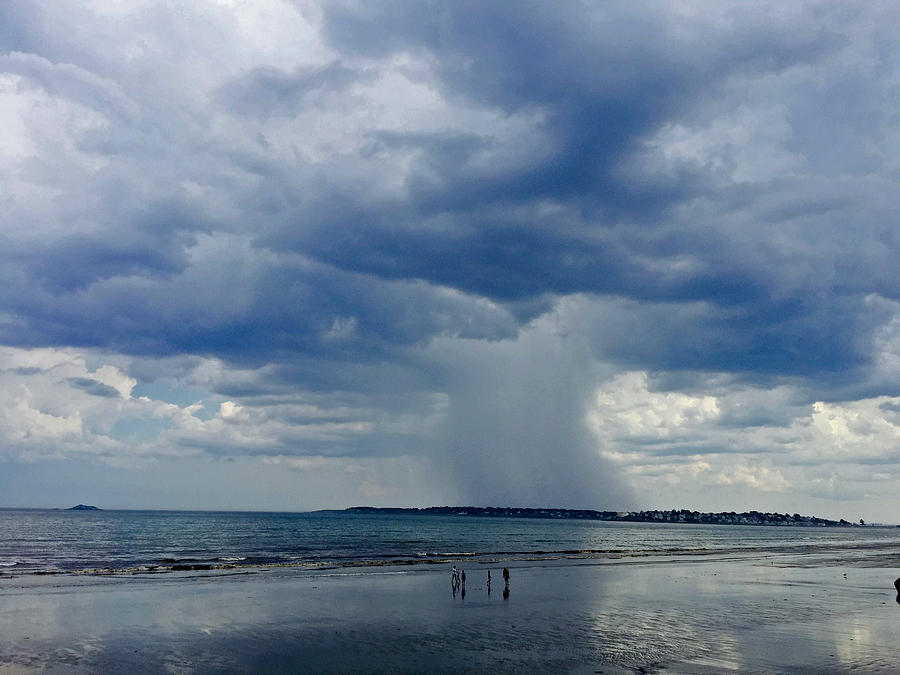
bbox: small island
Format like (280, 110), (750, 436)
(67, 504), (102, 511)
(342, 506), (860, 527)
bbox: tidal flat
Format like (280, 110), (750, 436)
(2, 544), (899, 673)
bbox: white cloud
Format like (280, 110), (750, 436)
(218, 400), (242, 419)
(0, 346), (450, 475)
(0, 347), (134, 461)
(589, 371), (720, 441)
(803, 398), (900, 462)
(715, 464), (789, 492)
(645, 103), (807, 184)
(587, 369), (900, 513)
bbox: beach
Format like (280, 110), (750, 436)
(2, 545), (899, 673)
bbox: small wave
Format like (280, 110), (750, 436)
(7, 537), (897, 579)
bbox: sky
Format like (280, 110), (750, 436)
(2, 1), (900, 521)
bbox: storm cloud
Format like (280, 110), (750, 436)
(2, 1), (900, 518)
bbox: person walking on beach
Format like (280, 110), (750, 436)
(487, 570), (491, 594)
(502, 567), (509, 587)
(461, 569), (466, 591)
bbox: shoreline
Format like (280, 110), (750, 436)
(2, 547), (900, 672)
(2, 536), (900, 581)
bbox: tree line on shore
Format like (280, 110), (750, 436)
(342, 505), (861, 526)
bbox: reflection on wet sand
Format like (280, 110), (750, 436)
(3, 553), (900, 673)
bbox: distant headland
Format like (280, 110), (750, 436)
(342, 506), (862, 527)
(67, 504), (102, 511)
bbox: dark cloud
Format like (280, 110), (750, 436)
(0, 246), (518, 371)
(246, 1), (896, 381)
(645, 444), (771, 458)
(318, 0), (834, 212)
(66, 377), (120, 399)
(27, 232), (191, 293)
(0, 3), (55, 58)
(4, 0), (895, 382)
(217, 61), (364, 119)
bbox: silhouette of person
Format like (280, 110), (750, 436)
(461, 569), (466, 591)
(895, 577), (900, 604)
(502, 567), (510, 588)
(487, 570), (491, 595)
(451, 565), (459, 590)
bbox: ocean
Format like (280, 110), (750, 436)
(1, 507), (897, 577)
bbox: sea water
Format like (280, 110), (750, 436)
(1, 508), (897, 576)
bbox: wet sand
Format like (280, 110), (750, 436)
(1, 549), (899, 673)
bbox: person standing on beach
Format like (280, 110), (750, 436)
(502, 567), (509, 587)
(487, 570), (491, 594)
(461, 569), (466, 591)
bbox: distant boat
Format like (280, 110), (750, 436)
(67, 504), (101, 511)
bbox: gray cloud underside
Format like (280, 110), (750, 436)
(66, 377), (121, 399)
(2, 1), (897, 387)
